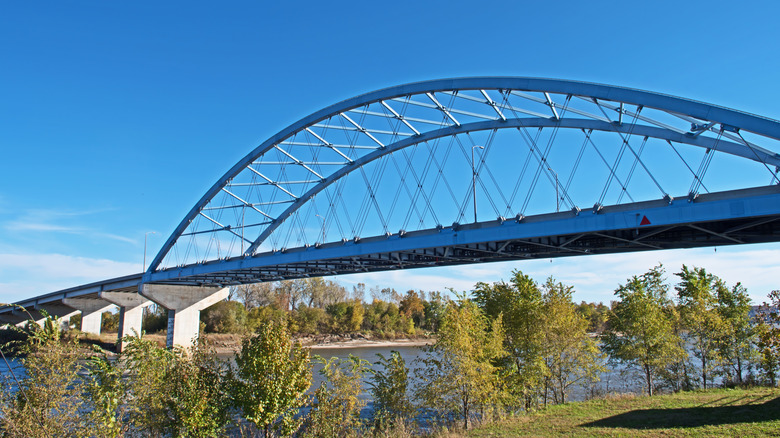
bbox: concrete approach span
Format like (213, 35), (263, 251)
(4, 77), (780, 349)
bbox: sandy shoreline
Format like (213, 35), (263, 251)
(307, 338), (432, 349)
(208, 337), (433, 355)
(77, 333), (434, 356)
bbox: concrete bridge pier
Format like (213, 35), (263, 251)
(100, 291), (152, 351)
(141, 284), (228, 349)
(62, 298), (115, 335)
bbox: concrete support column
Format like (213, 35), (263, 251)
(100, 291), (152, 352)
(141, 284), (228, 349)
(62, 298), (115, 335)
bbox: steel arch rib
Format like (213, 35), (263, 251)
(244, 118), (778, 254)
(148, 77), (780, 272)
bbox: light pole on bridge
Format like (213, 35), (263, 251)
(472, 145), (484, 223)
(143, 231), (157, 272)
(548, 167), (559, 213)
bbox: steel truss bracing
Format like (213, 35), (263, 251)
(137, 77), (780, 286)
(146, 186), (780, 286)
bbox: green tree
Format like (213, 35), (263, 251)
(368, 351), (414, 430)
(293, 305), (328, 334)
(120, 335), (175, 433)
(716, 282), (756, 384)
(474, 271), (546, 409)
(246, 305), (288, 332)
(362, 300), (411, 336)
(231, 320), (312, 436)
(85, 346), (129, 437)
(142, 304), (169, 333)
(164, 342), (232, 437)
(414, 296), (506, 430)
(658, 302), (695, 392)
(575, 301), (610, 333)
(675, 265), (727, 389)
(422, 291), (446, 332)
(541, 278), (605, 405)
(602, 265), (684, 396)
(327, 299), (365, 333)
(756, 290), (780, 386)
(399, 290), (426, 328)
(305, 277), (348, 308)
(201, 299), (248, 334)
(0, 314), (92, 437)
(304, 355), (370, 438)
(100, 310), (119, 332)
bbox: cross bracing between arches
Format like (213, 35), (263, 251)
(140, 77), (780, 286)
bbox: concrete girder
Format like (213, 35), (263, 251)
(141, 284), (229, 349)
(0, 311), (32, 327)
(33, 303), (78, 331)
(62, 298), (115, 335)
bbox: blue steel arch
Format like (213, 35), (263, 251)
(148, 77), (780, 274)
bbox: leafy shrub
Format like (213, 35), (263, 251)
(326, 300), (364, 333)
(143, 305), (168, 334)
(303, 355), (369, 437)
(0, 314), (93, 437)
(246, 305), (288, 332)
(369, 351), (415, 431)
(201, 300), (248, 334)
(231, 320), (311, 436)
(294, 305), (328, 335)
(100, 310), (119, 332)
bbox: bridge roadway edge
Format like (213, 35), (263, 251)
(148, 186), (780, 284)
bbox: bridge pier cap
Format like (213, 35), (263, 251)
(99, 291), (152, 352)
(140, 284), (228, 349)
(62, 298), (115, 335)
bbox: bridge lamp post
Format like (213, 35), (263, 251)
(472, 145), (484, 223)
(547, 167), (559, 212)
(143, 231), (157, 272)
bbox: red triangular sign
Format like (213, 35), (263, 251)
(640, 215), (651, 226)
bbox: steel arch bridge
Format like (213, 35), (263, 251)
(141, 76), (780, 288)
(7, 77), (780, 308)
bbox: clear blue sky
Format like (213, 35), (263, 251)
(3, 1), (780, 304)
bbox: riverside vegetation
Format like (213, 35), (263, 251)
(0, 264), (779, 437)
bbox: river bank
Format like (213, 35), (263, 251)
(72, 332), (434, 355)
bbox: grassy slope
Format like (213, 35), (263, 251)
(457, 387), (780, 437)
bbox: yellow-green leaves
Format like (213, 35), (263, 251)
(231, 319), (312, 436)
(603, 265), (684, 396)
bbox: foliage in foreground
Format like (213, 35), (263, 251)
(2, 264), (779, 437)
(0, 317), (93, 437)
(602, 265), (684, 396)
(303, 355), (370, 438)
(415, 295), (507, 430)
(231, 319), (311, 436)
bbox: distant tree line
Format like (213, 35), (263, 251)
(99, 278), (448, 340)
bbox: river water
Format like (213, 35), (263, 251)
(307, 344), (645, 405)
(0, 344), (646, 412)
